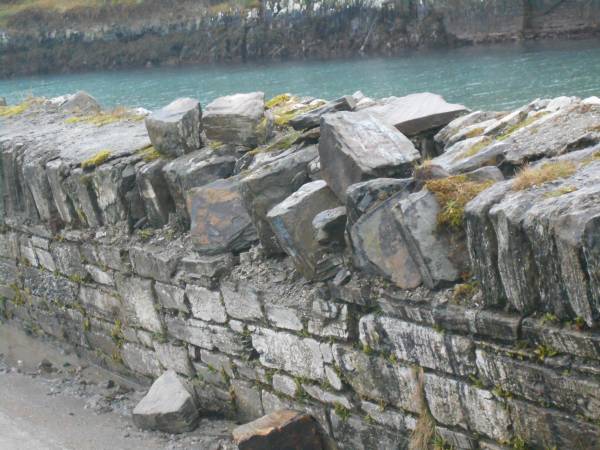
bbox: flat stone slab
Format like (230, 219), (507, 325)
(319, 111), (420, 200)
(145, 97), (202, 157)
(203, 92), (265, 147)
(232, 409), (327, 450)
(363, 92), (468, 136)
(187, 177), (257, 254)
(132, 370), (199, 434)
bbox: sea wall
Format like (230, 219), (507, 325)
(1, 90), (600, 449)
(1, 0), (600, 77)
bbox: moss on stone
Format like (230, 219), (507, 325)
(81, 149), (112, 170)
(456, 137), (493, 160)
(452, 281), (479, 302)
(426, 175), (494, 231)
(0, 98), (41, 117)
(265, 93), (294, 109)
(497, 111), (549, 141)
(137, 145), (161, 163)
(247, 131), (301, 156)
(66, 106), (144, 127)
(333, 402), (351, 422)
(512, 161), (577, 191)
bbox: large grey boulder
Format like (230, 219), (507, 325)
(289, 95), (356, 131)
(203, 92), (266, 148)
(350, 192), (422, 289)
(187, 177), (257, 254)
(319, 111), (420, 201)
(133, 370), (199, 434)
(267, 180), (341, 281)
(239, 145), (318, 255)
(0, 97), (6, 107)
(60, 91), (102, 114)
(163, 149), (236, 215)
(363, 92), (468, 136)
(145, 98), (202, 158)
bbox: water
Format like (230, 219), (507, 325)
(1, 39), (600, 112)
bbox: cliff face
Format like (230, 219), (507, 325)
(1, 87), (600, 448)
(1, 0), (600, 78)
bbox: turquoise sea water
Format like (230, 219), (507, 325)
(1, 39), (600, 112)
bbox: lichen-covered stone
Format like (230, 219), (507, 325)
(221, 280), (264, 321)
(186, 284), (227, 323)
(251, 327), (331, 381)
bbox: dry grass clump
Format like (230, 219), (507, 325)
(265, 93), (294, 109)
(409, 368), (436, 450)
(496, 111), (549, 141)
(512, 161), (577, 191)
(426, 175), (494, 231)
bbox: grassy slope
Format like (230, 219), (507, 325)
(0, 0), (141, 23)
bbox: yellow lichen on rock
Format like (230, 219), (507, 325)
(81, 150), (112, 169)
(66, 106), (144, 127)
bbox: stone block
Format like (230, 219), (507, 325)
(267, 180), (341, 281)
(221, 280), (264, 321)
(239, 145), (318, 255)
(116, 275), (163, 333)
(187, 177), (257, 254)
(203, 92), (266, 148)
(145, 98), (202, 157)
(133, 370), (199, 433)
(186, 284), (227, 323)
(319, 111), (419, 201)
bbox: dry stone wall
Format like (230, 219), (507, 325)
(1, 91), (600, 449)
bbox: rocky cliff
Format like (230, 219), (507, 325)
(1, 0), (600, 78)
(1, 88), (600, 449)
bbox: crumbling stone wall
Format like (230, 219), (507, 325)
(1, 91), (600, 449)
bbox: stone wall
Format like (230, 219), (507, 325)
(1, 0), (600, 77)
(1, 91), (600, 449)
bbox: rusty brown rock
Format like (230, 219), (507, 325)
(232, 409), (328, 450)
(186, 177), (257, 254)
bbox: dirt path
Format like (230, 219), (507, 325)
(0, 323), (236, 450)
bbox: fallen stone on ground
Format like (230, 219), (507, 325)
(232, 409), (328, 450)
(145, 98), (203, 157)
(132, 370), (199, 434)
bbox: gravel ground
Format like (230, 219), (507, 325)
(0, 323), (237, 450)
